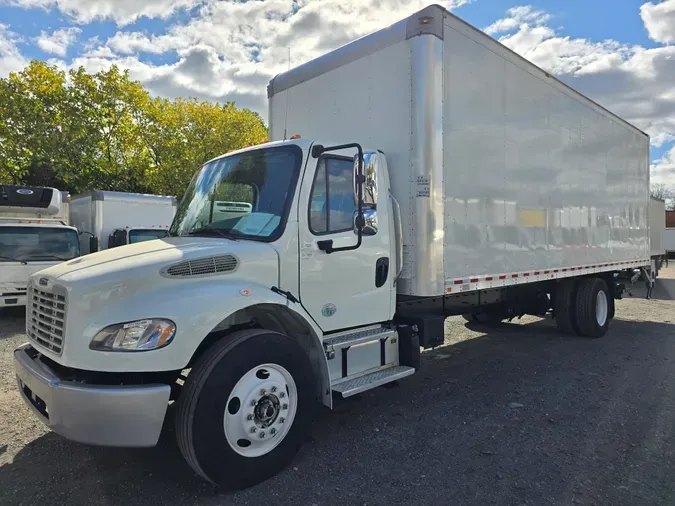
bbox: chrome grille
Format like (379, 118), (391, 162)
(27, 284), (66, 355)
(164, 255), (238, 278)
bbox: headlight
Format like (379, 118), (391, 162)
(89, 319), (176, 352)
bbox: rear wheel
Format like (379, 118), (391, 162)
(575, 278), (610, 338)
(176, 329), (315, 489)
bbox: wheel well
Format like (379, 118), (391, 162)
(188, 304), (331, 408)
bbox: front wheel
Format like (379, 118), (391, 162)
(176, 329), (315, 489)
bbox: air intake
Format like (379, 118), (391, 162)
(163, 254), (238, 278)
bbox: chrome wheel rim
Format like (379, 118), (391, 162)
(223, 363), (298, 458)
(596, 290), (608, 326)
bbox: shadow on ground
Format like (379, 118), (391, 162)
(3, 316), (675, 506)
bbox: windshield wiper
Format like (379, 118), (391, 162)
(185, 227), (242, 241)
(26, 255), (71, 261)
(0, 255), (28, 265)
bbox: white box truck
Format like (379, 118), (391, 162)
(14, 5), (651, 489)
(0, 185), (80, 307)
(69, 191), (177, 254)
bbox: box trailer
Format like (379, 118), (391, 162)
(70, 191), (177, 254)
(0, 185), (80, 307)
(14, 4), (651, 490)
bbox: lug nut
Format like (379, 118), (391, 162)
(250, 427), (256, 433)
(259, 431), (265, 438)
(260, 389), (266, 395)
(271, 386), (277, 393)
(282, 403), (288, 410)
(250, 399), (257, 406)
(279, 392), (286, 398)
(247, 414), (254, 421)
(270, 428), (277, 435)
(279, 417), (285, 423)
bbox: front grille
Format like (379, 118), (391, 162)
(163, 254), (238, 278)
(27, 284), (66, 355)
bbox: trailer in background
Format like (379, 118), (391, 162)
(70, 191), (178, 254)
(0, 185), (80, 307)
(666, 229), (675, 261)
(650, 197), (666, 276)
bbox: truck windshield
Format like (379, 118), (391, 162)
(170, 145), (302, 241)
(0, 226), (80, 262)
(129, 229), (169, 244)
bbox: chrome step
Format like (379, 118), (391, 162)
(324, 326), (395, 349)
(332, 366), (415, 398)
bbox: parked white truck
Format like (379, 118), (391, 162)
(0, 185), (80, 307)
(69, 191), (177, 254)
(14, 5), (651, 489)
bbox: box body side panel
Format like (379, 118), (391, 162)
(441, 17), (650, 287)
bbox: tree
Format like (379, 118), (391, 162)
(0, 60), (268, 199)
(140, 97), (268, 197)
(651, 183), (675, 210)
(0, 61), (70, 187)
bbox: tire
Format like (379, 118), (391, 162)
(462, 315), (474, 322)
(554, 280), (580, 335)
(176, 329), (315, 489)
(575, 278), (610, 338)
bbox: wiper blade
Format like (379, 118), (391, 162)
(0, 255), (28, 265)
(185, 227), (242, 241)
(26, 255), (71, 261)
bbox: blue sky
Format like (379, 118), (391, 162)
(0, 0), (674, 185)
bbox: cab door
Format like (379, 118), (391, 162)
(298, 150), (392, 332)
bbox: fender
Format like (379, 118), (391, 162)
(60, 278), (332, 405)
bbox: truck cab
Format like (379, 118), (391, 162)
(13, 139), (405, 485)
(0, 185), (80, 307)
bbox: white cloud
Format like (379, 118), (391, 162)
(35, 27), (81, 56)
(651, 146), (675, 186)
(0, 24), (27, 77)
(67, 0), (469, 113)
(484, 5), (550, 35)
(641, 0), (675, 44)
(8, 0), (202, 26)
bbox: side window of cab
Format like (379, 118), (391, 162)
(309, 157), (356, 235)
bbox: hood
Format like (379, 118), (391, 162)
(38, 236), (279, 285)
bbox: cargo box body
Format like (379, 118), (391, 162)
(70, 191), (177, 252)
(268, 5), (650, 298)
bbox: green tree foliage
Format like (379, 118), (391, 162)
(0, 60), (268, 198)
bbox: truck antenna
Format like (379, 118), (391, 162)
(283, 47), (291, 141)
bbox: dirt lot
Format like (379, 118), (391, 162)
(1, 269), (675, 506)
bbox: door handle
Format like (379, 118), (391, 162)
(375, 257), (389, 287)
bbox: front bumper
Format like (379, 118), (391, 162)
(14, 344), (171, 447)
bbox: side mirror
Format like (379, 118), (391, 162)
(109, 229), (128, 248)
(353, 152), (378, 207)
(89, 236), (99, 253)
(354, 209), (378, 236)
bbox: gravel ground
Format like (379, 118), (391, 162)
(1, 269), (675, 506)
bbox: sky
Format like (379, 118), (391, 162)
(0, 0), (674, 188)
